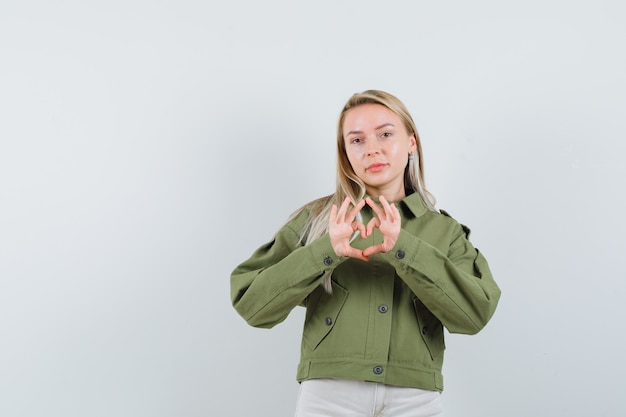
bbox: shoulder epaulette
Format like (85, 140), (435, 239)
(439, 209), (471, 238)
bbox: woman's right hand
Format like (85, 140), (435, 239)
(329, 197), (368, 262)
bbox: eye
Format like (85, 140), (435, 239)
(349, 137), (363, 144)
(380, 131), (392, 139)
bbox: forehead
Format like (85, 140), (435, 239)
(343, 103), (402, 133)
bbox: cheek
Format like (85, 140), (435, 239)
(345, 148), (361, 165)
(390, 143), (407, 160)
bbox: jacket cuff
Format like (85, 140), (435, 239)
(307, 234), (347, 271)
(383, 229), (421, 269)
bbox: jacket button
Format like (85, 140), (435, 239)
(378, 305), (388, 313)
(395, 250), (405, 259)
(422, 326), (429, 335)
(325, 317), (332, 326)
(373, 366), (383, 375)
(323, 256), (333, 266)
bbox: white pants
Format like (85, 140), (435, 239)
(294, 379), (445, 417)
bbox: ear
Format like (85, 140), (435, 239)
(408, 133), (417, 154)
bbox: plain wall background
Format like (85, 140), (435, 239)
(1, 1), (625, 416)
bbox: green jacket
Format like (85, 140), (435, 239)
(230, 192), (501, 391)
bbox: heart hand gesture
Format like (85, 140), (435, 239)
(329, 195), (401, 262)
(362, 196), (401, 258)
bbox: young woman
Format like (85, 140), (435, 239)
(231, 90), (501, 416)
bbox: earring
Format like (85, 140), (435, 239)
(409, 153), (415, 161)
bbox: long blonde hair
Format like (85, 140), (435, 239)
(294, 90), (436, 291)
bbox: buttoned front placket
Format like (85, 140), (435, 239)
(363, 256), (396, 380)
(359, 207), (397, 382)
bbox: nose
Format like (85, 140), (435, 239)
(365, 136), (381, 156)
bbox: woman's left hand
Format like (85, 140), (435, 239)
(363, 196), (401, 257)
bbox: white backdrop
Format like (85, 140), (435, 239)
(1, 1), (625, 416)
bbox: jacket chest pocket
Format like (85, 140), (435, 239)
(412, 297), (445, 361)
(303, 281), (348, 350)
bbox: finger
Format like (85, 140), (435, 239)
(337, 196), (352, 222)
(379, 195), (393, 217)
(345, 248), (370, 262)
(379, 196), (398, 222)
(352, 221), (367, 238)
(347, 199), (365, 221)
(329, 204), (338, 223)
(366, 217), (380, 236)
(363, 243), (385, 257)
(366, 197), (385, 219)
(391, 202), (400, 223)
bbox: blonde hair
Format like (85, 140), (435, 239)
(294, 90), (436, 291)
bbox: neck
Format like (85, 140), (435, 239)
(366, 185), (406, 203)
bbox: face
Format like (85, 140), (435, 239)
(342, 103), (416, 200)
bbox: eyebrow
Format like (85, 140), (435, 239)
(345, 123), (396, 137)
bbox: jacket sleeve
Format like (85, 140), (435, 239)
(230, 215), (345, 329)
(385, 221), (501, 335)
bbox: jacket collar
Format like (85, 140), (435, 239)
(366, 192), (429, 218)
(399, 192), (429, 218)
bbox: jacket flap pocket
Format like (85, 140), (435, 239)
(303, 281), (348, 350)
(412, 297), (445, 361)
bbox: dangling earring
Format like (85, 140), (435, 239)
(409, 153), (415, 161)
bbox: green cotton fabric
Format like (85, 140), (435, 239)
(230, 192), (501, 392)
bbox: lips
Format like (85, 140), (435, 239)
(366, 163), (387, 173)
